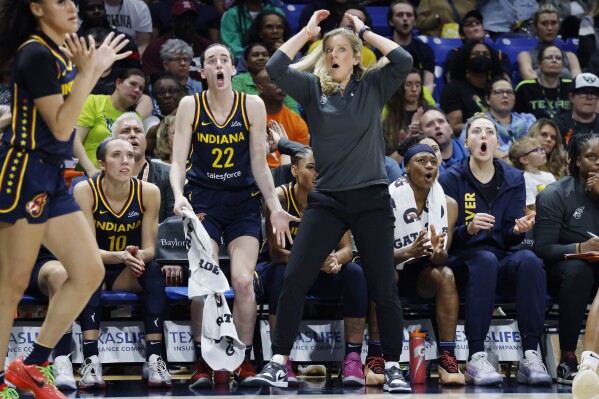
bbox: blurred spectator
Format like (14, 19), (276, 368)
(160, 39), (203, 96)
(149, 0), (220, 43)
(415, 0), (476, 37)
(388, 0), (435, 95)
(420, 107), (468, 169)
(477, 0), (538, 37)
(440, 40), (503, 135)
(142, 0), (212, 81)
(104, 0), (152, 55)
(515, 44), (572, 119)
(145, 73), (183, 153)
(555, 72), (599, 145)
(85, 27), (127, 95)
(299, 0), (348, 40)
(154, 115), (176, 164)
(221, 0), (285, 62)
(518, 4), (581, 80)
(545, 0), (594, 20)
(578, 2), (599, 69)
(526, 118), (567, 180)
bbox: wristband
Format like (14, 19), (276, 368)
(358, 25), (371, 41)
(303, 26), (312, 41)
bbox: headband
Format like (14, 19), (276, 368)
(404, 144), (436, 166)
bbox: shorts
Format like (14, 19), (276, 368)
(105, 264), (126, 291)
(184, 184), (261, 245)
(0, 146), (80, 224)
(25, 246), (58, 298)
(396, 259), (432, 299)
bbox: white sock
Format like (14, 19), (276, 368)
(581, 351), (599, 372)
(385, 361), (400, 370)
(272, 354), (285, 365)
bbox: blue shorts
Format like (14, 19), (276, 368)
(184, 184), (261, 245)
(105, 265), (126, 291)
(26, 247), (58, 298)
(0, 146), (79, 224)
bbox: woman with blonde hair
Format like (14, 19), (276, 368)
(526, 118), (567, 179)
(154, 115), (175, 164)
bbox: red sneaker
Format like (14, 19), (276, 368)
(0, 383), (19, 399)
(6, 357), (66, 399)
(189, 358), (213, 389)
(233, 359), (257, 387)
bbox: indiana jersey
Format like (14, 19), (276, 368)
(87, 175), (145, 252)
(2, 33), (77, 157)
(186, 90), (256, 190)
(260, 183), (301, 258)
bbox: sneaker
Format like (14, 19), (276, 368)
(286, 358), (298, 386)
(383, 363), (411, 392)
(52, 356), (76, 391)
(78, 356), (106, 390)
(233, 359), (256, 387)
(364, 356), (384, 386)
(189, 358), (213, 389)
(143, 355), (172, 388)
(437, 351), (465, 386)
(516, 350), (552, 386)
(557, 356), (579, 385)
(297, 364), (326, 377)
(464, 352), (503, 386)
(341, 352), (365, 386)
(253, 360), (288, 388)
(573, 364), (599, 399)
(5, 357), (66, 399)
(0, 383), (19, 399)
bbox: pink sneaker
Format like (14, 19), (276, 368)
(286, 358), (298, 385)
(342, 352), (365, 386)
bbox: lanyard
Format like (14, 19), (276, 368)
(539, 81), (561, 118)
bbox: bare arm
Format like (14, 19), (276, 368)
(276, 9), (330, 62)
(518, 51), (537, 80)
(447, 110), (464, 135)
(139, 182), (160, 263)
(136, 32), (151, 56)
(265, 188), (291, 264)
(169, 95), (194, 215)
(567, 51), (581, 78)
(423, 70), (435, 98)
(73, 125), (99, 176)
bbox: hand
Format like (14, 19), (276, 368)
(467, 213), (495, 235)
(580, 237), (599, 253)
(513, 213), (535, 234)
(61, 33), (94, 76)
(270, 209), (301, 247)
(429, 225), (446, 254)
(273, 38), (285, 50)
(408, 107), (424, 137)
(93, 32), (131, 76)
(173, 195), (193, 216)
(123, 246), (145, 276)
(162, 265), (184, 286)
(407, 228), (432, 259)
(321, 253), (341, 274)
(306, 10), (330, 39)
(268, 120), (288, 147)
(586, 171), (599, 195)
(343, 13), (365, 33)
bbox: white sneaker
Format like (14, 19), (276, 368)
(573, 351), (599, 399)
(465, 352), (503, 386)
(516, 350), (552, 386)
(143, 354), (173, 388)
(53, 355), (77, 390)
(297, 364), (327, 377)
(79, 355), (106, 389)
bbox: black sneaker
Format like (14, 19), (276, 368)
(557, 357), (578, 385)
(383, 364), (411, 393)
(253, 360), (288, 388)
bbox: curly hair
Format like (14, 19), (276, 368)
(246, 10), (291, 52)
(154, 115), (175, 162)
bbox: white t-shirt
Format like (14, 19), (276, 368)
(524, 170), (556, 206)
(105, 0), (152, 38)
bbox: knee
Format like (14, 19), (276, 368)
(45, 264), (69, 292)
(515, 250), (545, 274)
(436, 266), (456, 290)
(231, 271), (254, 298)
(341, 262), (366, 282)
(466, 251), (499, 278)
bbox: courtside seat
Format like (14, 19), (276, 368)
(101, 291), (141, 304)
(165, 286), (235, 302)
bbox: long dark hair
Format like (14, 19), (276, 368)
(0, 0), (39, 66)
(450, 40), (503, 82)
(246, 10), (291, 52)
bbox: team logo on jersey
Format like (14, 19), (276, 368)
(320, 94), (328, 104)
(573, 206), (585, 220)
(197, 212), (207, 221)
(25, 193), (47, 218)
(231, 120), (242, 128)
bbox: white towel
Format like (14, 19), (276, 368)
(389, 177), (448, 270)
(182, 208), (245, 371)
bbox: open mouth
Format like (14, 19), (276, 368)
(216, 72), (224, 85)
(332, 63), (340, 69)
(424, 172), (434, 181)
(480, 142), (488, 154)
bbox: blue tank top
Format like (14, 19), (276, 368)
(2, 34), (77, 157)
(88, 175), (145, 252)
(186, 90), (255, 190)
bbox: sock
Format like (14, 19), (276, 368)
(522, 336), (538, 353)
(272, 354), (285, 365)
(468, 339), (484, 360)
(563, 352), (578, 365)
(582, 351), (599, 371)
(54, 332), (73, 358)
(24, 342), (53, 365)
(245, 345), (253, 361)
(146, 340), (162, 360)
(82, 340), (99, 359)
(0, 371), (4, 385)
(345, 343), (362, 358)
(438, 342), (456, 358)
(367, 340), (382, 358)
(385, 361), (399, 370)
(194, 340), (202, 361)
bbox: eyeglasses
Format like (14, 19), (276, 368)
(263, 23), (285, 31)
(575, 90), (599, 99)
(543, 55), (563, 61)
(154, 88), (180, 97)
(524, 147), (546, 156)
(491, 89), (515, 97)
(168, 57), (191, 63)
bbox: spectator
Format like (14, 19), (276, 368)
(154, 115), (176, 164)
(149, 0), (220, 43)
(508, 136), (556, 213)
(460, 76), (536, 160)
(141, 0), (212, 81)
(555, 72), (599, 145)
(221, 0), (285, 62)
(440, 40), (503, 135)
(420, 107), (468, 170)
(535, 133), (599, 385)
(439, 113), (551, 387)
(254, 70), (309, 168)
(477, 0), (538, 38)
(242, 10), (293, 71)
(526, 118), (567, 179)
(515, 43), (572, 119)
(160, 39), (203, 96)
(104, 0), (153, 55)
(577, 1), (599, 69)
(415, 0), (476, 37)
(74, 68), (146, 177)
(144, 73), (183, 152)
(388, 0), (435, 96)
(85, 27), (132, 95)
(518, 3), (581, 80)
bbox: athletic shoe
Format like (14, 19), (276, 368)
(437, 351), (465, 386)
(78, 356), (106, 389)
(286, 358), (298, 386)
(464, 352), (503, 386)
(233, 359), (256, 387)
(364, 356), (384, 386)
(383, 363), (411, 392)
(573, 364), (599, 399)
(0, 383), (19, 399)
(189, 358), (212, 389)
(5, 357), (66, 399)
(557, 356), (579, 385)
(52, 356), (76, 391)
(516, 350), (552, 386)
(297, 364), (326, 377)
(253, 360), (288, 388)
(341, 352), (365, 386)
(143, 355), (172, 388)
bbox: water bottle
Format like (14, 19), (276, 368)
(409, 329), (427, 384)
